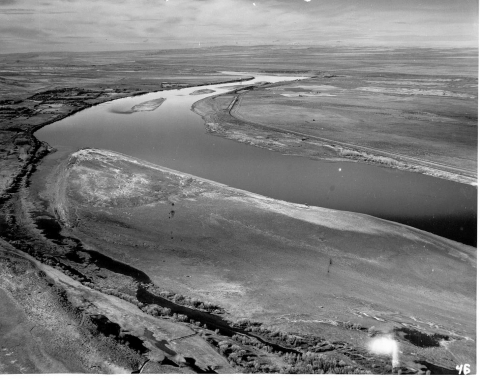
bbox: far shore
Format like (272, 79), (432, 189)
(192, 81), (477, 187)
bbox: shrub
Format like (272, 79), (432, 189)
(173, 294), (184, 303)
(161, 307), (172, 316)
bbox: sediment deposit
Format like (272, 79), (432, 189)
(131, 98), (166, 113)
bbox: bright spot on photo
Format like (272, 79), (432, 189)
(368, 335), (399, 368)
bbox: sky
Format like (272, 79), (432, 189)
(0, 0), (478, 53)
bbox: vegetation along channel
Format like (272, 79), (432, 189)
(1, 50), (475, 375)
(35, 73), (477, 246)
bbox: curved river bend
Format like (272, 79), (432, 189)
(35, 73), (477, 246)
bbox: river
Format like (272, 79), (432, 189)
(35, 73), (477, 246)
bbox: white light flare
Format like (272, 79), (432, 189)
(368, 335), (399, 369)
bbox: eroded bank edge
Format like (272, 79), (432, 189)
(192, 78), (477, 187)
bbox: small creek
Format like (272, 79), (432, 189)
(35, 72), (476, 246)
(137, 286), (300, 355)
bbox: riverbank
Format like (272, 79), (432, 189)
(20, 146), (475, 373)
(0, 76), (253, 201)
(0, 72), (381, 374)
(33, 74), (476, 246)
(192, 76), (477, 186)
(0, 58), (256, 373)
(0, 47), (476, 374)
(0, 144), (379, 374)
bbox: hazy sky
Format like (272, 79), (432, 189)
(1, 0), (478, 53)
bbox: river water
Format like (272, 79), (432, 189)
(35, 73), (477, 246)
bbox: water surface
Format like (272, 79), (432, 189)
(35, 73), (477, 246)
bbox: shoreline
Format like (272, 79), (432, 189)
(14, 146), (473, 374)
(192, 82), (477, 187)
(19, 75), (474, 246)
(63, 148), (478, 251)
(0, 75), (255, 201)
(0, 48), (476, 375)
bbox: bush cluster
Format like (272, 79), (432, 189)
(281, 351), (368, 374)
(337, 147), (406, 169)
(243, 324), (311, 349)
(213, 338), (279, 372)
(140, 304), (173, 317)
(145, 284), (224, 314)
(342, 321), (364, 331)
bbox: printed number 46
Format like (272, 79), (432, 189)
(456, 364), (471, 375)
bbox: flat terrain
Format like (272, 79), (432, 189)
(194, 61), (477, 184)
(0, 49), (253, 200)
(0, 49), (256, 374)
(31, 148), (476, 373)
(235, 75), (477, 178)
(0, 46), (477, 374)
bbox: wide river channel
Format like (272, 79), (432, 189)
(35, 73), (477, 246)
